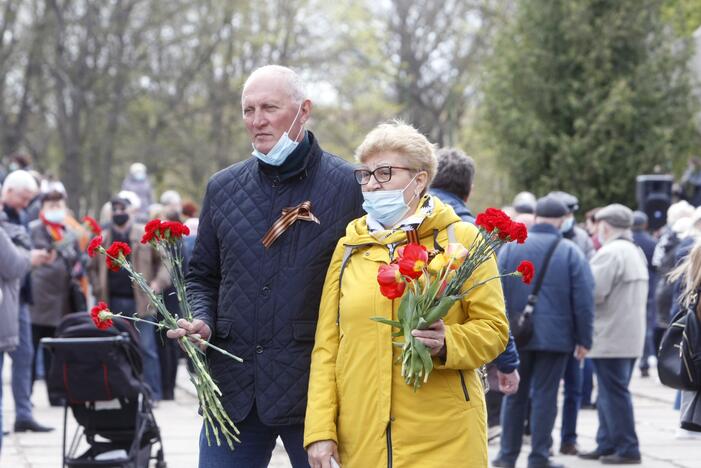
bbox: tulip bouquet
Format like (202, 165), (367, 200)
(373, 208), (534, 390)
(87, 219), (242, 448)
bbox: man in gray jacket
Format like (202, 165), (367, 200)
(579, 204), (647, 465)
(0, 203), (53, 451)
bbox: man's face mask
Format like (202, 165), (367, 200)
(112, 212), (129, 226)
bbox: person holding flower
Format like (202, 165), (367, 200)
(493, 195), (594, 468)
(304, 121), (510, 467)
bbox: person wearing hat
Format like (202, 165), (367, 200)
(494, 195), (594, 468)
(549, 191), (595, 260)
(579, 204), (647, 464)
(88, 195), (168, 400)
(631, 211), (658, 378)
(548, 191), (596, 456)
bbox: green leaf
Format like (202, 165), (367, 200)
(370, 317), (402, 328)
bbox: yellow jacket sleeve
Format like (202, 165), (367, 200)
(437, 231), (509, 370)
(303, 240), (345, 448)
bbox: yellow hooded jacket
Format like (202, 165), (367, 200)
(304, 196), (509, 467)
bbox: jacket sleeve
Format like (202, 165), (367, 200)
(570, 248), (595, 349)
(0, 227), (30, 281)
(438, 229), (510, 370)
(590, 247), (619, 305)
(186, 180), (220, 332)
(304, 240), (345, 448)
(493, 333), (520, 373)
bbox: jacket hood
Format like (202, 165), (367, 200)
(343, 194), (462, 246)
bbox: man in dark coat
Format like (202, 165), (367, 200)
(493, 196), (594, 468)
(168, 65), (364, 466)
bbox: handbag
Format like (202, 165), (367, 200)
(511, 237), (561, 349)
(658, 301), (701, 391)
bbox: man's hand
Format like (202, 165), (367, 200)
(575, 345), (589, 361)
(411, 320), (446, 357)
(30, 249), (53, 266)
(166, 318), (212, 351)
(497, 369), (520, 395)
(307, 440), (341, 468)
(150, 280), (162, 294)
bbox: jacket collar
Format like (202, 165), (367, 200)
(257, 130), (318, 184)
(428, 188), (474, 219)
(529, 223), (563, 237)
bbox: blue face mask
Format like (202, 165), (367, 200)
(251, 105), (304, 166)
(560, 217), (574, 234)
(44, 209), (66, 224)
(362, 175), (419, 228)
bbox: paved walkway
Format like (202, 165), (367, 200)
(1, 363), (698, 467)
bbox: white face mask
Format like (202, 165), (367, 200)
(362, 175), (419, 228)
(251, 104), (304, 166)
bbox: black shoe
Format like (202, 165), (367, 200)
(578, 449), (612, 460)
(49, 397), (66, 407)
(14, 419), (54, 433)
(2, 430), (9, 436)
(640, 368), (650, 378)
(600, 454), (642, 465)
(560, 443), (579, 455)
(581, 402), (597, 410)
(492, 458), (515, 468)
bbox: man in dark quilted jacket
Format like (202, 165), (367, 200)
(168, 65), (364, 467)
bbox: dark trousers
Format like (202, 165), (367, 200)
(498, 350), (569, 467)
(156, 328), (180, 400)
(487, 389), (504, 428)
(592, 358), (640, 459)
(581, 358), (594, 406)
(31, 324), (57, 402)
(560, 354), (583, 446)
(198, 404), (309, 468)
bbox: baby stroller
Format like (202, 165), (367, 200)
(42, 313), (166, 468)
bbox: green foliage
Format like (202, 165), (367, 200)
(662, 0), (701, 36)
(483, 0), (700, 211)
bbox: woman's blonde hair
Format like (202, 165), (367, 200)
(354, 120), (438, 190)
(668, 239), (701, 319)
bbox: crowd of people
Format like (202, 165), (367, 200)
(1, 64), (700, 468)
(0, 155), (201, 454)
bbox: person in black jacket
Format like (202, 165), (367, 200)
(631, 211), (658, 377)
(168, 65), (364, 467)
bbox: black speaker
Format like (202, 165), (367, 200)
(636, 175), (673, 230)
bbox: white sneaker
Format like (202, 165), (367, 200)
(675, 428), (701, 440)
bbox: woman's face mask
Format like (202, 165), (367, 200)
(362, 175), (420, 228)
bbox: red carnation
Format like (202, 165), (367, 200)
(509, 222), (528, 244)
(516, 261), (535, 285)
(398, 243), (429, 280)
(377, 263), (406, 299)
(141, 219), (162, 244)
(162, 221), (190, 239)
(105, 241), (131, 272)
(87, 235), (103, 258)
(82, 216), (102, 236)
(90, 302), (113, 330)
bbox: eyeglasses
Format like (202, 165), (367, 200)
(353, 166), (414, 185)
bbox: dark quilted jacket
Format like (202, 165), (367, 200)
(187, 132), (364, 426)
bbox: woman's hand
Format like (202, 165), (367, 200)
(307, 439), (341, 468)
(411, 319), (446, 357)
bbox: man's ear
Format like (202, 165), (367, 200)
(300, 99), (312, 125)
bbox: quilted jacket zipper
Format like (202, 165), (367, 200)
(386, 421), (393, 468)
(459, 370), (470, 401)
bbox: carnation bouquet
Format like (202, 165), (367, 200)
(373, 208), (534, 390)
(86, 218), (242, 448)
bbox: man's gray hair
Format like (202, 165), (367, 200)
(1, 170), (39, 197)
(242, 65), (307, 105)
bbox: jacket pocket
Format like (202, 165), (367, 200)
(292, 320), (317, 342)
(215, 319), (234, 340)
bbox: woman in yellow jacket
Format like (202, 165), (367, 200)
(305, 121), (509, 468)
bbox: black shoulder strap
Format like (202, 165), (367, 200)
(528, 238), (561, 304)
